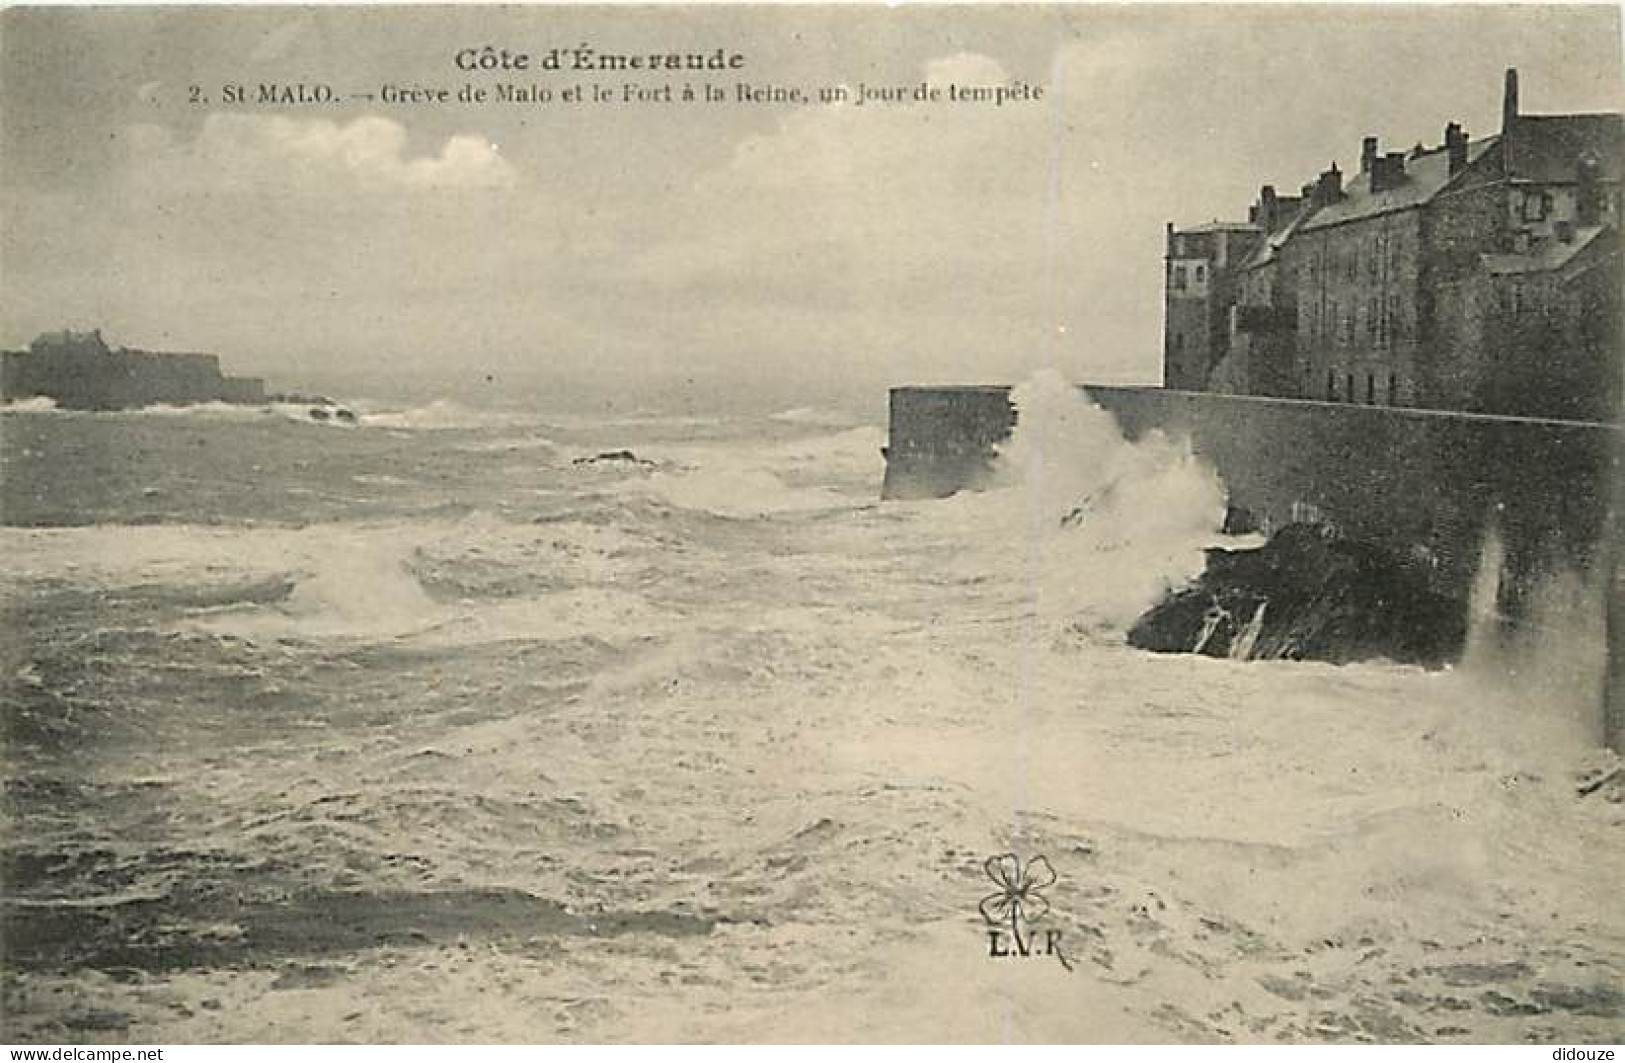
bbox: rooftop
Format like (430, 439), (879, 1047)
(1301, 136), (1499, 231)
(1177, 220), (1260, 235)
(1243, 206), (1314, 269)
(1480, 225), (1614, 275)
(1508, 112), (1625, 184)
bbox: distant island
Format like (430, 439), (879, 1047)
(0, 329), (268, 411)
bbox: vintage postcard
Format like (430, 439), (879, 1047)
(1, 2), (1622, 1046)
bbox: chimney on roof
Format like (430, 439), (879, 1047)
(1445, 122), (1469, 176)
(1577, 152), (1605, 226)
(1361, 136), (1379, 174)
(1252, 184), (1279, 229)
(1315, 164), (1344, 206)
(1502, 68), (1520, 174)
(1371, 153), (1408, 193)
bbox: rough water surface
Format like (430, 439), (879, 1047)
(1, 386), (1620, 1043)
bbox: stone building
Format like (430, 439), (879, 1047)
(1162, 220), (1259, 390)
(1164, 69), (1624, 423)
(1, 329), (266, 410)
(1428, 70), (1624, 420)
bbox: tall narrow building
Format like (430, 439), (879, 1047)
(1162, 220), (1259, 391)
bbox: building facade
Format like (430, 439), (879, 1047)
(1162, 221), (1259, 390)
(1163, 69), (1623, 423)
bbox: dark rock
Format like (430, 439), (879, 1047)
(269, 392), (333, 406)
(1127, 523), (1466, 666)
(573, 450), (654, 468)
(1530, 982), (1625, 1016)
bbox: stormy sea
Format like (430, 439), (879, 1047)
(2, 377), (1620, 1044)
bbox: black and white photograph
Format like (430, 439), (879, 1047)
(0, 2), (1622, 1045)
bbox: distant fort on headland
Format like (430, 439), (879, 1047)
(0, 329), (266, 411)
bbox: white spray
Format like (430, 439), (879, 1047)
(982, 369), (1229, 633)
(1459, 521), (1609, 753)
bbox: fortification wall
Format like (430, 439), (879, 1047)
(1, 349), (265, 409)
(883, 384), (1620, 604)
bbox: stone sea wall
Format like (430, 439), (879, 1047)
(883, 384), (1621, 605)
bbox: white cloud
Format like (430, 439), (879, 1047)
(9, 10), (1619, 402)
(126, 113), (519, 193)
(619, 50), (1120, 385)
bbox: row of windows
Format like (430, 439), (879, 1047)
(1305, 364), (1400, 405)
(1494, 279), (1557, 315)
(1169, 263), (1208, 291)
(1304, 227), (1410, 286)
(1307, 294), (1406, 349)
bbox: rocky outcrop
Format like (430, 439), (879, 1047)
(573, 450), (654, 468)
(1128, 523), (1467, 666)
(2, 330), (266, 410)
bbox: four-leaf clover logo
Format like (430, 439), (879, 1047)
(979, 853), (1056, 932)
(977, 853), (1071, 970)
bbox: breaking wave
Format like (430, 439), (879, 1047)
(642, 464), (856, 519)
(1, 513), (672, 646)
(352, 400), (541, 432)
(769, 406), (859, 427)
(761, 426), (886, 484)
(1458, 524), (1610, 755)
(1, 396), (59, 413)
(0, 400), (361, 428)
(615, 425), (884, 518)
(938, 368), (1228, 632)
(193, 558), (669, 645)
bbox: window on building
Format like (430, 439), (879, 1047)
(1195, 264), (1206, 283)
(1367, 374), (1376, 404)
(1521, 190), (1551, 222)
(1327, 369), (1336, 401)
(1387, 374), (1397, 406)
(1346, 373), (1354, 404)
(1173, 265), (1187, 291)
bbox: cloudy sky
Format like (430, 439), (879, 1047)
(2, 5), (1621, 411)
